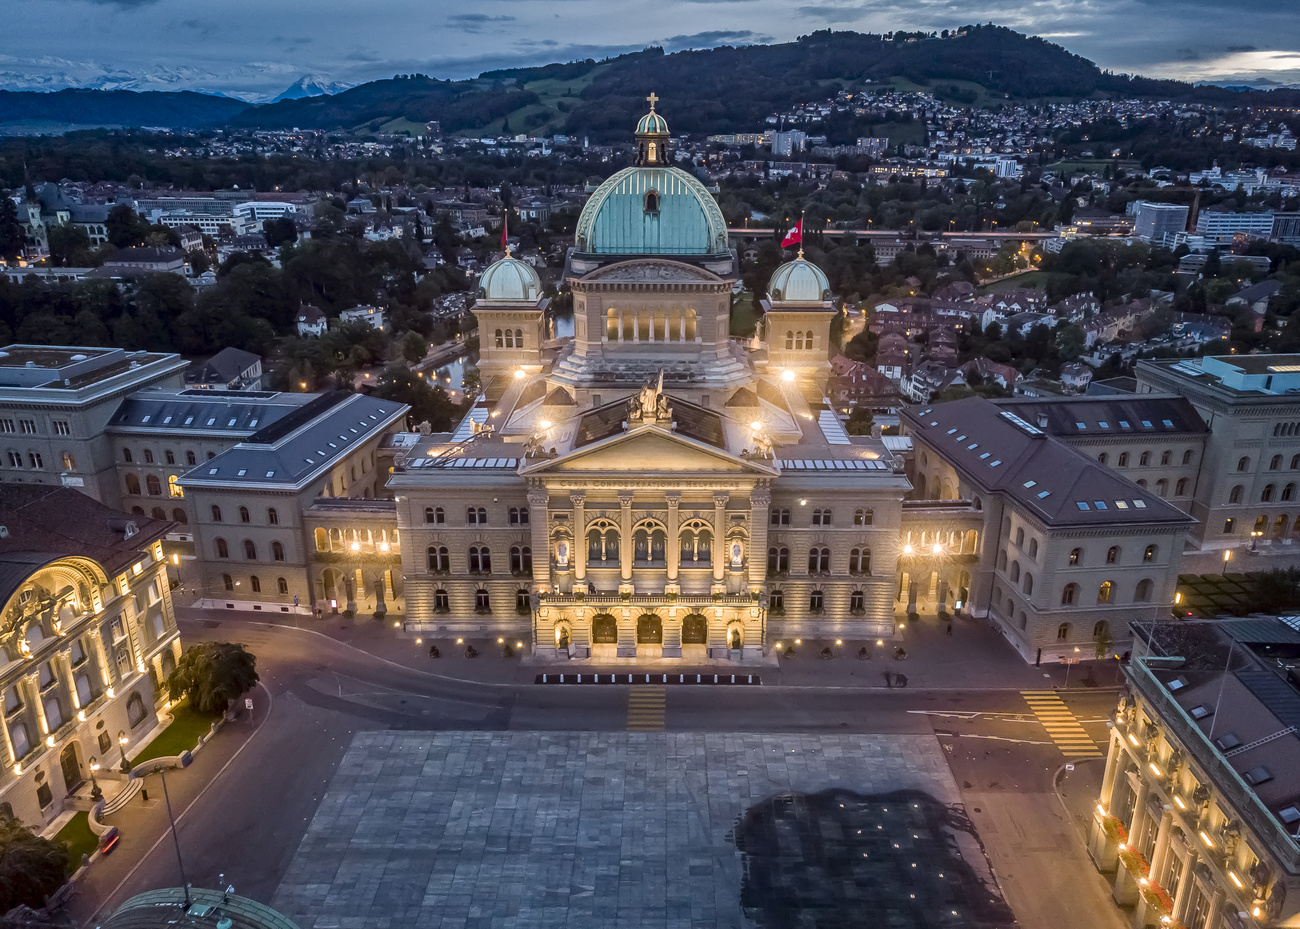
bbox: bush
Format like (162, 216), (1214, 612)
(857, 646), (871, 660)
(502, 644), (515, 658)
(166, 642), (259, 714)
(820, 646), (834, 660)
(464, 645), (479, 658)
(783, 646), (797, 658)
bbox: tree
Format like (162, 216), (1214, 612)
(373, 362), (465, 431)
(105, 204), (151, 249)
(0, 810), (68, 911)
(263, 216), (298, 249)
(166, 642), (259, 713)
(0, 197), (25, 261)
(46, 224), (93, 268)
(845, 407), (874, 435)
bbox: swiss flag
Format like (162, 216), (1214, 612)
(781, 219), (802, 249)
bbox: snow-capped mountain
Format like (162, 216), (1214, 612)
(271, 76), (351, 103)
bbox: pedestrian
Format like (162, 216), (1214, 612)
(883, 670), (893, 688)
(896, 673), (908, 688)
(946, 622), (953, 636)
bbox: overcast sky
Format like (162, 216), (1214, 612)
(2, 0), (1297, 101)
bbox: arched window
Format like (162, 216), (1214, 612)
(1028, 538), (1038, 558)
(143, 449), (154, 464)
(849, 548), (871, 574)
(1263, 484), (1276, 502)
(679, 524), (710, 564)
(633, 527), (666, 564)
(515, 328), (523, 347)
(211, 505), (223, 522)
(1292, 455), (1300, 470)
(427, 546), (449, 572)
(239, 506), (250, 523)
(1097, 581), (1113, 604)
(468, 546), (491, 574)
(1093, 620), (1110, 640)
(144, 475), (161, 496)
(243, 540), (257, 560)
(644, 189), (660, 213)
(767, 547), (789, 574)
(122, 448), (133, 464)
(1271, 455), (1283, 471)
(785, 331), (795, 350)
(1284, 484), (1297, 502)
(216, 538), (229, 559)
(467, 507), (487, 526)
(131, 506), (145, 516)
(268, 508), (279, 525)
(1135, 578), (1153, 602)
(588, 525), (619, 563)
(425, 506), (444, 524)
(509, 507), (530, 525)
(1098, 453), (1108, 465)
(1022, 573), (1034, 595)
(272, 541), (285, 562)
(1229, 485), (1243, 504)
(1106, 546), (1119, 564)
(495, 329), (504, 349)
(172, 508), (187, 524)
(1176, 478), (1188, 496)
(1118, 452), (1129, 467)
(1014, 527), (1025, 547)
(854, 508), (873, 526)
(1136, 479), (1147, 489)
(509, 546), (532, 574)
(1161, 451), (1171, 466)
(1068, 547), (1081, 566)
(126, 691), (147, 727)
(151, 507), (165, 520)
(1143, 544), (1157, 562)
(1155, 478), (1168, 497)
(812, 507), (832, 527)
(1057, 623), (1071, 641)
(222, 573), (234, 591)
(850, 590), (865, 614)
(770, 508), (790, 527)
(1009, 561), (1021, 582)
(997, 550), (1007, 571)
(1238, 457), (1251, 472)
(167, 475), (183, 498)
(186, 450), (196, 465)
(278, 577), (288, 594)
(125, 474), (141, 495)
(1183, 450), (1193, 465)
(808, 547), (830, 574)
(250, 576), (261, 593)
(1061, 583), (1078, 605)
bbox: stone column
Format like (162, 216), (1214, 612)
(57, 651), (79, 712)
(26, 674), (48, 737)
(748, 487), (771, 588)
(1171, 849), (1198, 924)
(0, 706), (14, 767)
(528, 488), (551, 591)
(712, 493), (728, 585)
(1203, 889), (1227, 929)
(571, 493), (587, 583)
(1148, 809), (1174, 885)
(1099, 732), (1123, 809)
(619, 492), (634, 588)
(665, 493), (680, 589)
(93, 627), (114, 688)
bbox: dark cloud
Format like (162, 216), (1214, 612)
(448, 13), (517, 33)
(73, 0), (158, 5)
(796, 3), (871, 23)
(1227, 44), (1256, 52)
(661, 30), (769, 52)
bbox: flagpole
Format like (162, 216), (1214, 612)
(798, 210), (805, 260)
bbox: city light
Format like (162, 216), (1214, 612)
(1229, 871), (1245, 889)
(1199, 831), (1214, 848)
(1148, 762), (1163, 777)
(1173, 795), (1187, 810)
(781, 369), (795, 382)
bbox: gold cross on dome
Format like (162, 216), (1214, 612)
(646, 92), (659, 110)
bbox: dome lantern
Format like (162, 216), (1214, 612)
(477, 256), (542, 304)
(768, 258), (831, 305)
(634, 92), (669, 167)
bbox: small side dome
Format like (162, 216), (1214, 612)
(477, 256), (541, 303)
(768, 258), (831, 304)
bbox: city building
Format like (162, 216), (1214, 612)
(1091, 617), (1300, 928)
(1272, 212), (1300, 247)
(338, 305), (386, 332)
(0, 346), (188, 506)
(1196, 211), (1276, 246)
(0, 485), (180, 830)
(101, 247), (187, 274)
(901, 397), (1194, 662)
(390, 101), (913, 660)
(1133, 201), (1191, 242)
(1135, 355), (1300, 552)
(295, 305), (327, 337)
(184, 348), (264, 391)
(231, 201), (301, 235)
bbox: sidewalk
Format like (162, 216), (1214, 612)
(179, 605), (1122, 692)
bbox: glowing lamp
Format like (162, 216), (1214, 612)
(781, 369), (795, 382)
(1173, 795), (1187, 810)
(1148, 762), (1163, 777)
(1199, 831), (1214, 848)
(1096, 804), (1106, 816)
(1229, 871), (1244, 889)
(514, 369), (525, 379)
(1128, 733), (1141, 746)
(903, 543), (914, 554)
(932, 543), (943, 554)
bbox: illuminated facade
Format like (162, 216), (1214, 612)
(0, 486), (179, 828)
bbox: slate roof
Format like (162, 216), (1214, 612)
(902, 396), (1195, 529)
(109, 389), (314, 435)
(994, 395), (1208, 438)
(188, 347), (260, 385)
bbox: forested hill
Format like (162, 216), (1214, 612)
(0, 89), (250, 129)
(230, 26), (1300, 136)
(10, 26), (1300, 135)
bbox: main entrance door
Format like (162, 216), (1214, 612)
(681, 614), (707, 644)
(60, 743), (81, 792)
(636, 614), (662, 643)
(592, 614), (618, 643)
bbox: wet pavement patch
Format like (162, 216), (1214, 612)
(733, 788), (1015, 929)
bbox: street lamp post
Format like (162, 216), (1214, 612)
(1251, 530), (1262, 552)
(118, 731), (131, 773)
(1222, 549), (1232, 575)
(88, 758), (102, 802)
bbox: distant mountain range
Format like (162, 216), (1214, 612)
(1, 27), (1298, 135)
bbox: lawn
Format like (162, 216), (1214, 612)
(978, 270), (1065, 295)
(731, 296), (760, 338)
(56, 811), (97, 870)
(130, 700), (220, 765)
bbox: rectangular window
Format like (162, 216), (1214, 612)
(53, 420), (71, 436)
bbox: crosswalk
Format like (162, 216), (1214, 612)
(1020, 690), (1100, 755)
(627, 688), (666, 731)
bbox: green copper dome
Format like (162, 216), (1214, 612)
(636, 111), (669, 135)
(477, 256), (542, 303)
(768, 258), (831, 304)
(574, 166), (730, 256)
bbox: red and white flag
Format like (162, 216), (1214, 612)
(781, 219), (802, 249)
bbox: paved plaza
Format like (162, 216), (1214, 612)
(271, 729), (1013, 929)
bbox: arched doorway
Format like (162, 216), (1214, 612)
(636, 614), (663, 644)
(60, 742), (82, 792)
(681, 614), (707, 644)
(591, 613), (619, 659)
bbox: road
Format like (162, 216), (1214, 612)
(71, 615), (1123, 928)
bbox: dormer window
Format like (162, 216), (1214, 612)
(644, 189), (659, 214)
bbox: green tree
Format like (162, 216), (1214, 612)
(0, 197), (25, 261)
(396, 330), (428, 364)
(166, 642), (259, 713)
(845, 407), (874, 435)
(0, 810), (69, 911)
(46, 224), (93, 267)
(263, 216), (298, 248)
(373, 363), (464, 430)
(105, 204), (151, 249)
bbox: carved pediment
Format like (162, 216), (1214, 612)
(521, 426), (776, 477)
(581, 259), (722, 285)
